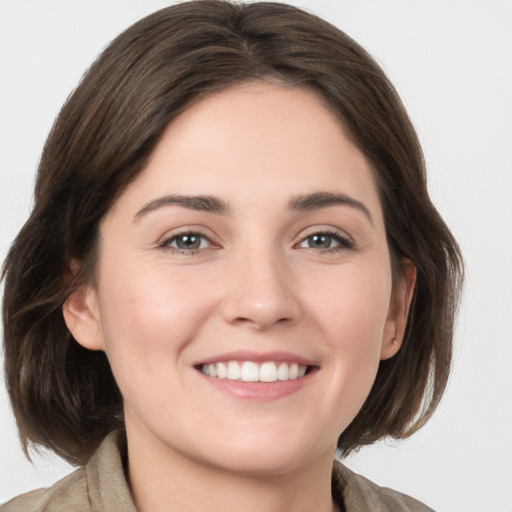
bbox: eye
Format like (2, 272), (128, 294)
(160, 232), (212, 253)
(297, 231), (353, 251)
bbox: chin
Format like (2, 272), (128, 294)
(189, 431), (336, 478)
(203, 451), (315, 477)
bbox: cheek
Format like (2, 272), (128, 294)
(292, 261), (393, 435)
(305, 263), (391, 343)
(302, 260), (392, 395)
(95, 260), (217, 379)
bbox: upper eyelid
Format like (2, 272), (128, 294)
(295, 226), (353, 243)
(167, 232), (210, 242)
(157, 226), (217, 244)
(297, 232), (354, 249)
(160, 234), (213, 250)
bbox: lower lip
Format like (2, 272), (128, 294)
(198, 370), (315, 401)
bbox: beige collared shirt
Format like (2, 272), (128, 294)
(1, 432), (434, 512)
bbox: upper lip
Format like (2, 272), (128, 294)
(194, 350), (318, 367)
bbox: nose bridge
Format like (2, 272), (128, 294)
(220, 233), (301, 330)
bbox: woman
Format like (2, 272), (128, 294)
(1, 1), (462, 510)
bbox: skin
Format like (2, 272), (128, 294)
(64, 82), (415, 512)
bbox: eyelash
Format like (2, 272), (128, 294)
(158, 231), (212, 255)
(298, 229), (355, 252)
(158, 229), (355, 255)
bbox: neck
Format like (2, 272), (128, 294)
(126, 425), (339, 512)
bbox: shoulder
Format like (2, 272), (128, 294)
(1, 431), (135, 512)
(334, 461), (436, 512)
(0, 467), (89, 512)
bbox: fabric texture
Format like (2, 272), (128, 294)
(1, 432), (435, 512)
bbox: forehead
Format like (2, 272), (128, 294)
(105, 82), (384, 226)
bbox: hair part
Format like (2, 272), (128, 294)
(2, 0), (463, 465)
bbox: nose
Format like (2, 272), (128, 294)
(220, 246), (302, 331)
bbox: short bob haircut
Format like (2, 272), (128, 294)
(2, 0), (463, 466)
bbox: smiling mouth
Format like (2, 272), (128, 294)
(197, 361), (313, 383)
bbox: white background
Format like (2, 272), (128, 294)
(1, 1), (511, 510)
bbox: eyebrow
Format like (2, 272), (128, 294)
(134, 194), (230, 221)
(288, 192), (373, 224)
(133, 191), (372, 224)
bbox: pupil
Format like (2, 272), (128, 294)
(177, 234), (199, 249)
(309, 234), (330, 248)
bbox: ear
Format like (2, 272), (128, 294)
(62, 284), (105, 351)
(381, 259), (417, 360)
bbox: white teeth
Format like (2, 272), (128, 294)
(200, 361), (309, 382)
(259, 362), (278, 382)
(277, 362), (289, 380)
(241, 361), (259, 382)
(217, 362), (227, 379)
(227, 361), (241, 380)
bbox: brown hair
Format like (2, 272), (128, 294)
(2, 0), (463, 465)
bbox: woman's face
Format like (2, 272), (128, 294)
(67, 82), (411, 476)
